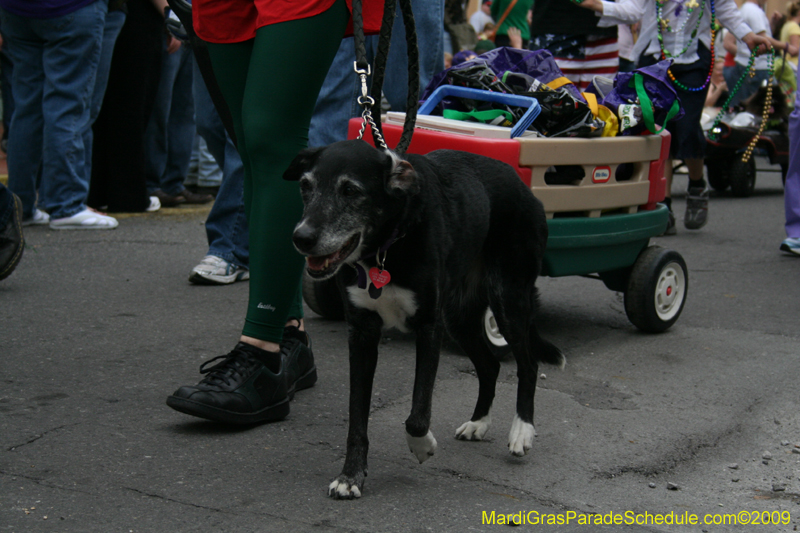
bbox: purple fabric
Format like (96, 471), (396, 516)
(785, 70), (800, 238)
(0, 0), (97, 19)
(602, 59), (685, 135)
(421, 47), (585, 104)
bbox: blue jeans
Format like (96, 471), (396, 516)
(0, 33), (13, 142)
(145, 37), (195, 196)
(0, 1), (107, 220)
(193, 137), (223, 187)
(193, 59), (249, 269)
(83, 8), (125, 182)
(308, 0), (445, 146)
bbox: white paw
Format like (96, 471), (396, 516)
(406, 430), (437, 464)
(328, 478), (362, 499)
(507, 414), (536, 456)
(455, 415), (491, 441)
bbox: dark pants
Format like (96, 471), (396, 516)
(0, 183), (12, 228)
(638, 44), (710, 161)
(89, 0), (163, 212)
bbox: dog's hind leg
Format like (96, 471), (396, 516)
(448, 306), (500, 442)
(489, 286), (543, 457)
(329, 310), (383, 500)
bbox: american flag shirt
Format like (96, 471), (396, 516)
(530, 33), (620, 90)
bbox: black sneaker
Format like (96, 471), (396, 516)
(281, 323), (317, 399)
(684, 186), (709, 230)
(167, 342), (290, 424)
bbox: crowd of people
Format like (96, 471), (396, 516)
(0, 0), (797, 428)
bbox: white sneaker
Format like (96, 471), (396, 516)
(189, 255), (249, 285)
(49, 208), (119, 230)
(146, 196), (161, 212)
(22, 208), (50, 227)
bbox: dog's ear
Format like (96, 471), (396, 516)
(283, 146), (324, 181)
(387, 158), (420, 196)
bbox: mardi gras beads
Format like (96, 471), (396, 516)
(708, 49), (775, 147)
(707, 49), (758, 141)
(707, 48), (775, 166)
(658, 0), (717, 91)
(741, 49), (775, 163)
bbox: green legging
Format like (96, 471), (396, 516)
(207, 0), (349, 343)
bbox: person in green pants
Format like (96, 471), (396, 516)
(167, 0), (365, 424)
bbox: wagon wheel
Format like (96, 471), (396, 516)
(302, 272), (345, 320)
(729, 156), (757, 197)
(624, 246), (688, 333)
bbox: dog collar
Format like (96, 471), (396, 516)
(353, 227), (402, 299)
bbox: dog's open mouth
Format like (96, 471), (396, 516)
(306, 233), (361, 278)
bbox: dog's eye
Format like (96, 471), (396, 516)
(341, 183), (360, 198)
(299, 180), (313, 194)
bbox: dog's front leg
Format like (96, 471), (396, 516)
(405, 322), (442, 464)
(329, 311), (382, 500)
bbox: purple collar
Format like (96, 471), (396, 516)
(353, 227), (403, 289)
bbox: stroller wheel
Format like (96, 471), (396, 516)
(729, 156), (756, 197)
(705, 159), (730, 192)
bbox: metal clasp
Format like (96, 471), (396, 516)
(353, 62), (387, 149)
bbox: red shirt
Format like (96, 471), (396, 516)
(194, 0), (385, 44)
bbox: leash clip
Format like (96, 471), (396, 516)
(353, 62), (388, 149)
(354, 61), (372, 103)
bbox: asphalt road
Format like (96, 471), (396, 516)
(2, 160), (799, 532)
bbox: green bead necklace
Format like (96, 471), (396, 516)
(707, 48), (775, 164)
(657, 0), (717, 91)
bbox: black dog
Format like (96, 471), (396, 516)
(284, 140), (564, 499)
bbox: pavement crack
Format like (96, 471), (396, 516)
(122, 488), (375, 530)
(0, 470), (96, 496)
(124, 487), (232, 513)
(6, 424), (74, 451)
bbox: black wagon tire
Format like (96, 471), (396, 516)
(624, 246), (688, 333)
(302, 272), (346, 320)
(483, 307), (513, 358)
(705, 159), (730, 192)
(729, 156), (757, 197)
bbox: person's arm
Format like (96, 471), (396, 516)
(150, 0), (168, 14)
(149, 0), (182, 54)
(705, 81), (727, 107)
(507, 26), (523, 48)
(790, 33), (800, 56)
(741, 31), (773, 54)
(723, 29), (738, 55)
(767, 34), (800, 56)
(576, 0), (646, 26)
(715, 0), (770, 53)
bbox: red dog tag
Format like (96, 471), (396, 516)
(368, 267), (391, 289)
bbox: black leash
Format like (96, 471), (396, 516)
(352, 0), (419, 154)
